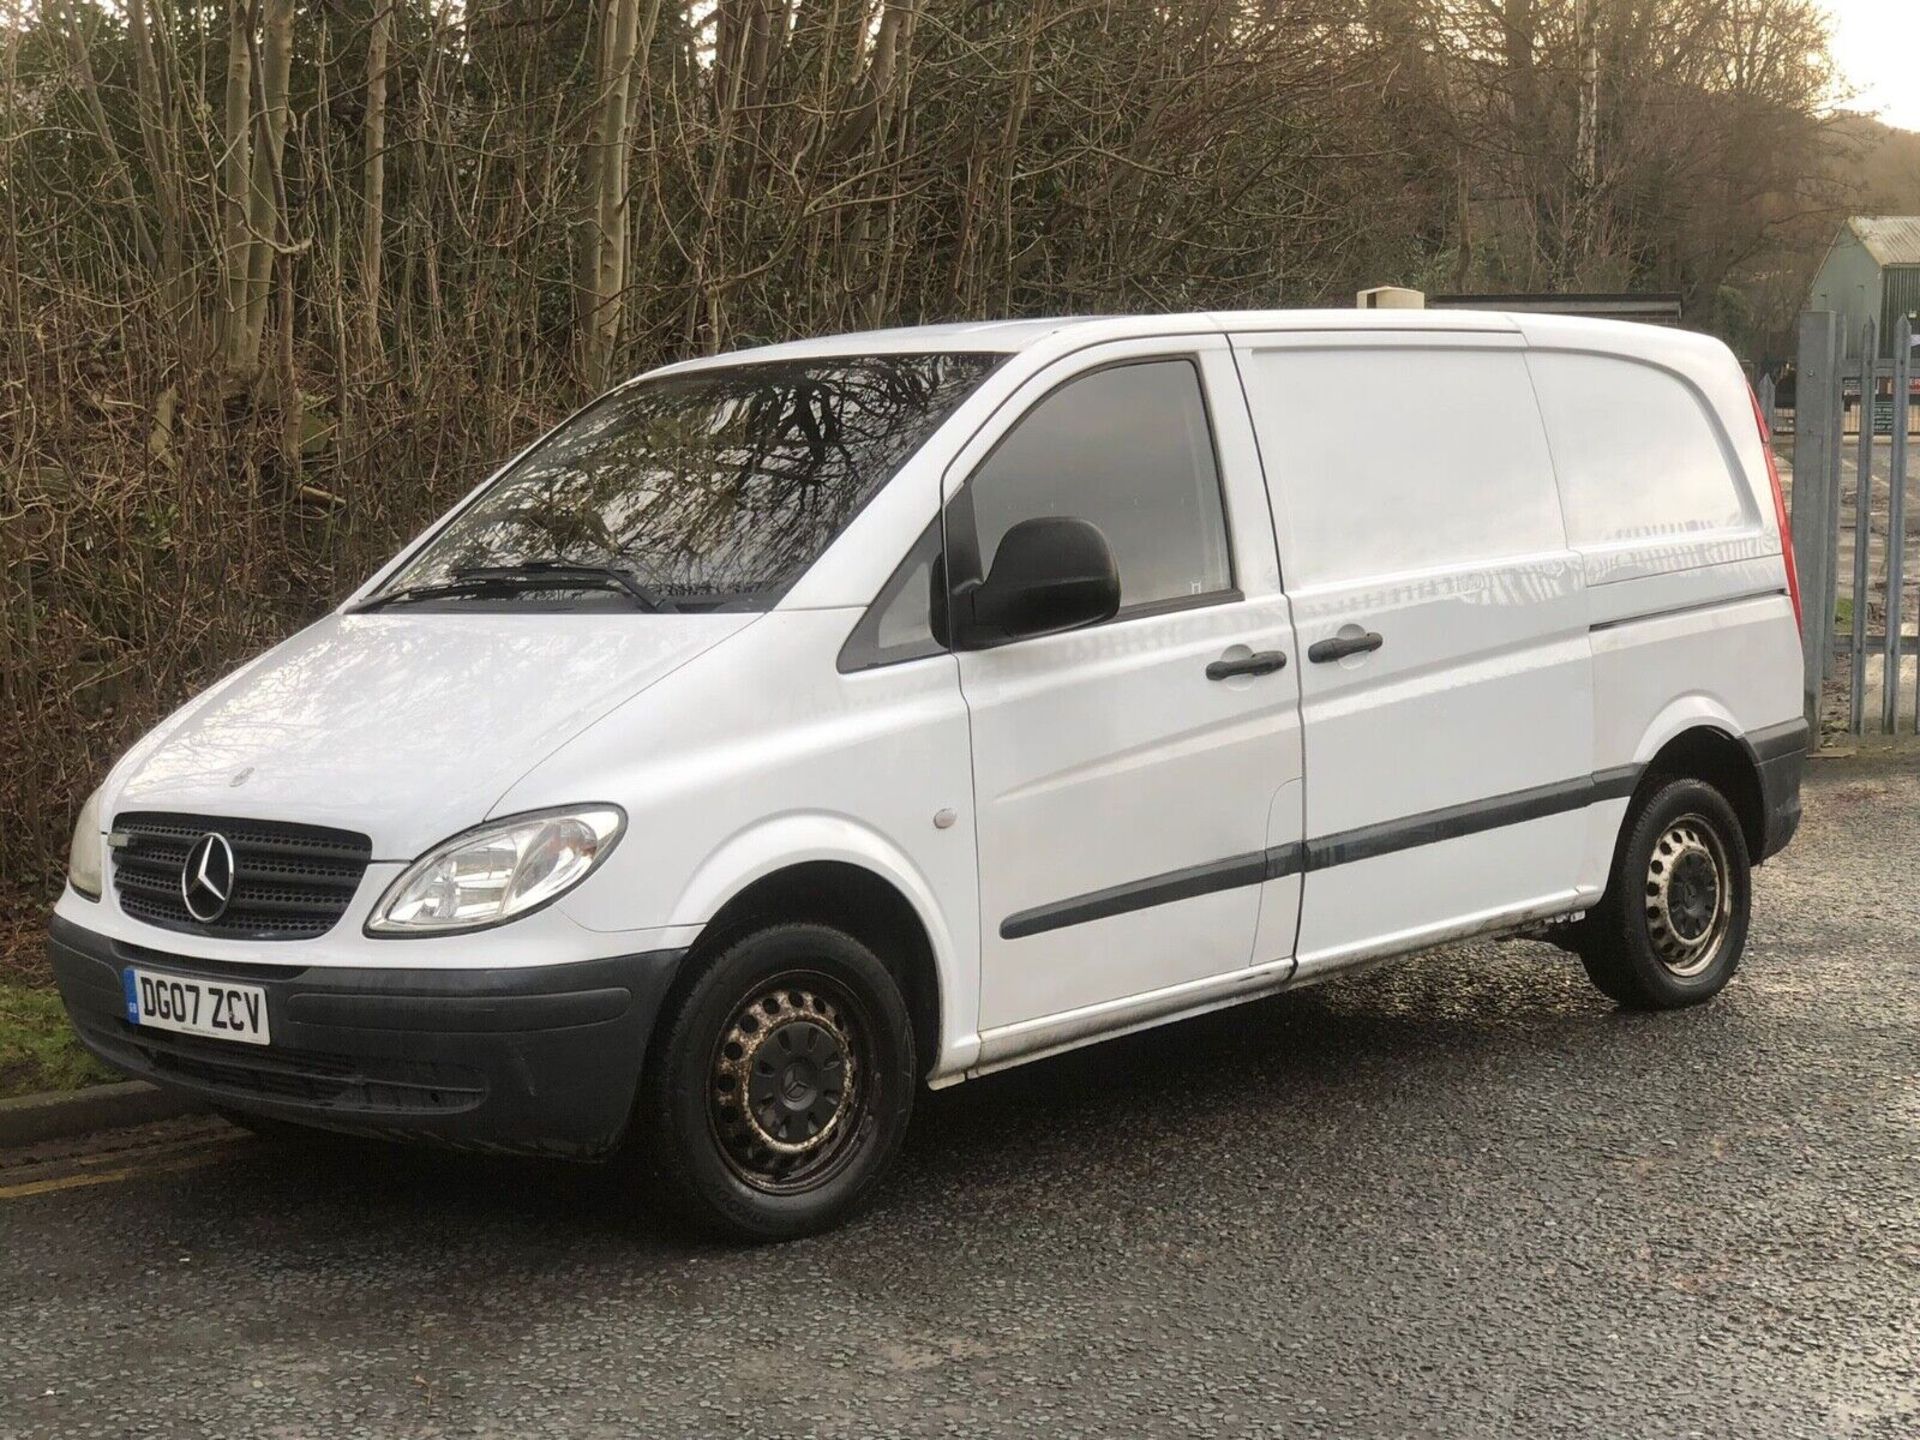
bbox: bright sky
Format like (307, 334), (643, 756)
(1825, 0), (1920, 131)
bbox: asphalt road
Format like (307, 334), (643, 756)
(4, 750), (1918, 1439)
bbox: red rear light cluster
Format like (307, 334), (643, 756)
(1750, 383), (1801, 629)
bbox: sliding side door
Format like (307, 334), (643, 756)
(1229, 330), (1595, 977)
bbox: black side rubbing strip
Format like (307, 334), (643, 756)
(1264, 841), (1305, 881)
(1001, 766), (1651, 940)
(1591, 764), (1642, 800)
(999, 852), (1269, 941)
(1589, 587), (1788, 634)
(1301, 775), (1595, 871)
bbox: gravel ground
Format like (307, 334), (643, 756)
(3, 749), (1918, 1439)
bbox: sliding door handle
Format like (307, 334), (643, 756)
(1308, 631), (1384, 663)
(1205, 650), (1288, 681)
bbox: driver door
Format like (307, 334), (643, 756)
(945, 338), (1306, 1040)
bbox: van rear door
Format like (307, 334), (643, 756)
(1229, 329), (1596, 976)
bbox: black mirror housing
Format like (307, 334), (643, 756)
(954, 516), (1121, 648)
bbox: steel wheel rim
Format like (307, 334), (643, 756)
(1644, 814), (1731, 979)
(707, 971), (872, 1194)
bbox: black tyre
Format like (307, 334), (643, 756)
(1579, 777), (1751, 1010)
(639, 923), (917, 1241)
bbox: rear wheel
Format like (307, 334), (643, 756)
(639, 923), (916, 1241)
(1578, 777), (1751, 1010)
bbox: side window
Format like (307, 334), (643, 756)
(959, 359), (1233, 612)
(1235, 346), (1563, 588)
(1527, 352), (1751, 545)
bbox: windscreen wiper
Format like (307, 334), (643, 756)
(453, 562), (678, 612)
(357, 562), (676, 613)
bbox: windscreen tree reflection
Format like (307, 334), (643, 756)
(384, 354), (999, 609)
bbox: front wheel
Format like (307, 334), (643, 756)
(639, 923), (917, 1241)
(1578, 777), (1751, 1010)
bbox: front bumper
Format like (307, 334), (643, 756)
(48, 914), (684, 1159)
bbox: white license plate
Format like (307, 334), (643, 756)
(122, 966), (271, 1046)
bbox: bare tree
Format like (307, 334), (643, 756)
(360, 0), (390, 366)
(0, 0), (1853, 921)
(581, 0), (658, 388)
(217, 0), (256, 378)
(239, 0), (295, 373)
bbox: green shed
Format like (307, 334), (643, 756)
(1808, 216), (1920, 360)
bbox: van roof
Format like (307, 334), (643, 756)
(642, 309), (1719, 377)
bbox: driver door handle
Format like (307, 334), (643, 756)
(1308, 631), (1384, 663)
(1205, 650), (1288, 681)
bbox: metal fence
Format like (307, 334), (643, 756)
(1792, 310), (1917, 739)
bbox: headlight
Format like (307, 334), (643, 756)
(366, 806), (625, 935)
(67, 786), (105, 901)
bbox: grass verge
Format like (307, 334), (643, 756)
(1, 982), (114, 1100)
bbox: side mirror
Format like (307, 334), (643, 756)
(954, 516), (1120, 648)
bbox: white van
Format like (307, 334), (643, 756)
(52, 311), (1806, 1239)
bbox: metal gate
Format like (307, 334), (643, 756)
(1790, 310), (1916, 740)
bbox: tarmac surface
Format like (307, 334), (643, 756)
(3, 748), (1917, 1438)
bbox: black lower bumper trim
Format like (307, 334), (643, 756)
(48, 914), (685, 1159)
(1745, 718), (1806, 862)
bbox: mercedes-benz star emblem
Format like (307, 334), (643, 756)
(181, 832), (236, 923)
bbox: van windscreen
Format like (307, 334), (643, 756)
(370, 353), (999, 612)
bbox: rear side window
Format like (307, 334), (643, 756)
(1235, 346), (1563, 587)
(957, 359), (1233, 612)
(1527, 352), (1750, 545)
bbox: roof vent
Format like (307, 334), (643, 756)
(1356, 286), (1426, 310)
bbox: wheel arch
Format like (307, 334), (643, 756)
(666, 821), (972, 1081)
(1628, 711), (1767, 862)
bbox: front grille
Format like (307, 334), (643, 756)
(111, 811), (372, 941)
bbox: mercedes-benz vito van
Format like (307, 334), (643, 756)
(51, 311), (1805, 1239)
